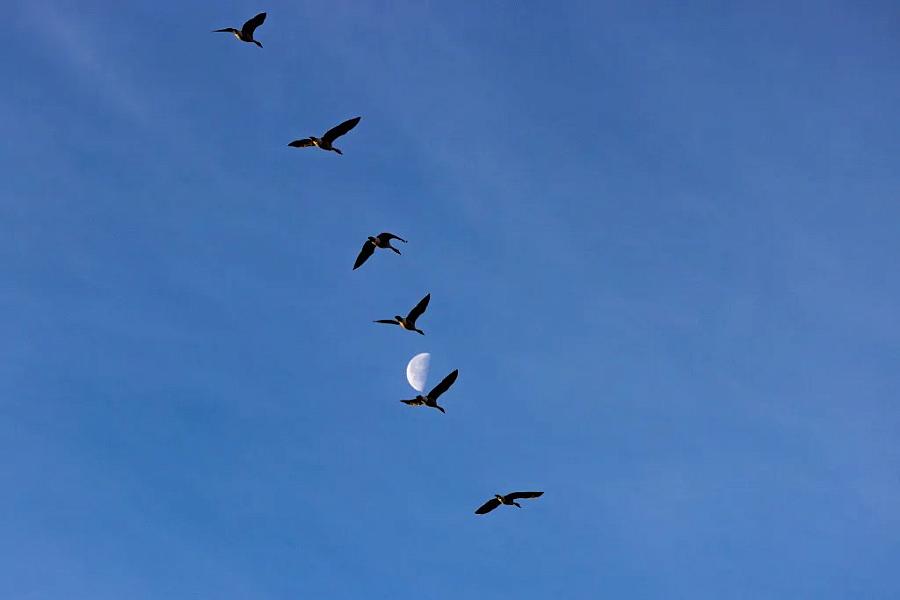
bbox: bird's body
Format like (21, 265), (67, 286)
(401, 369), (458, 414)
(375, 294), (430, 335)
(475, 491), (544, 515)
(213, 12), (266, 47)
(397, 319), (421, 333)
(353, 232), (406, 270)
(289, 117), (361, 155)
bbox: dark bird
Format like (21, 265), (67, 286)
(401, 369), (458, 414)
(375, 294), (430, 335)
(213, 12), (267, 47)
(475, 491), (544, 515)
(289, 117), (361, 155)
(353, 232), (406, 270)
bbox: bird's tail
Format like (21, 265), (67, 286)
(333, 148), (343, 155)
(254, 40), (263, 48)
(513, 502), (521, 508)
(415, 329), (425, 335)
(435, 405), (445, 414)
(390, 247), (401, 255)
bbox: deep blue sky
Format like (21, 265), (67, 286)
(2, 1), (899, 598)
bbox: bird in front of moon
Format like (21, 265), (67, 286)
(289, 116), (361, 155)
(401, 369), (458, 413)
(375, 293), (430, 335)
(353, 233), (406, 270)
(213, 12), (267, 47)
(475, 491), (544, 515)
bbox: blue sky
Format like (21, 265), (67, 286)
(2, 1), (899, 597)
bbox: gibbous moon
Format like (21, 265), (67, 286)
(406, 353), (431, 392)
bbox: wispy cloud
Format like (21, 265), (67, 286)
(24, 1), (154, 126)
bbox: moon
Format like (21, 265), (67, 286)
(406, 353), (431, 392)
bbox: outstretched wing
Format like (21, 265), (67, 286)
(406, 293), (430, 323)
(376, 232), (407, 244)
(288, 138), (315, 148)
(401, 398), (425, 407)
(241, 12), (266, 37)
(374, 319), (398, 325)
(427, 369), (458, 401)
(475, 498), (502, 515)
(504, 491), (544, 501)
(353, 241), (375, 270)
(212, 27), (239, 33)
(321, 116), (361, 144)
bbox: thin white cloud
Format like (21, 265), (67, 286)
(25, 1), (153, 125)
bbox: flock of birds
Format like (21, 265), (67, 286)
(215, 12), (543, 517)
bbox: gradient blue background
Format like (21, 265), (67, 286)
(2, 1), (899, 598)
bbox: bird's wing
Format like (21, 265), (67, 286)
(288, 138), (315, 148)
(401, 398), (425, 406)
(241, 12), (267, 36)
(353, 241), (375, 270)
(212, 27), (239, 33)
(427, 369), (458, 401)
(377, 232), (407, 243)
(406, 293), (430, 322)
(321, 116), (361, 144)
(374, 319), (397, 325)
(504, 491), (544, 501)
(475, 498), (502, 515)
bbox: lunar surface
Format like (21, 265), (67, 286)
(406, 352), (431, 392)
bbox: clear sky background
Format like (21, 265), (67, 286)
(2, 1), (899, 598)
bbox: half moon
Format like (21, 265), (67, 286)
(406, 352), (431, 392)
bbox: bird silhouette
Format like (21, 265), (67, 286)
(401, 369), (458, 414)
(213, 12), (266, 47)
(289, 117), (361, 155)
(353, 232), (406, 270)
(475, 491), (544, 515)
(374, 294), (430, 335)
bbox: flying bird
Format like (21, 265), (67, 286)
(353, 233), (406, 270)
(289, 117), (361, 155)
(212, 12), (267, 47)
(475, 491), (544, 515)
(401, 369), (458, 414)
(375, 294), (430, 335)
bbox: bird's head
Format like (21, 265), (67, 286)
(394, 315), (403, 322)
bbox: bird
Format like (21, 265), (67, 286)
(212, 12), (267, 47)
(288, 117), (361, 155)
(374, 294), (430, 335)
(475, 491), (544, 515)
(401, 369), (458, 414)
(353, 233), (406, 270)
